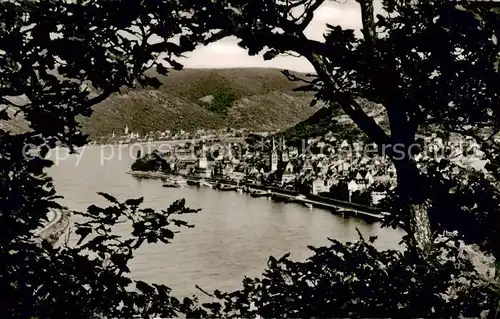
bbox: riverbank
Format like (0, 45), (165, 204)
(126, 170), (384, 222)
(35, 209), (71, 246)
(93, 136), (245, 147)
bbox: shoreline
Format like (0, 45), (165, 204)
(92, 136), (245, 147)
(126, 170), (384, 222)
(35, 208), (71, 246)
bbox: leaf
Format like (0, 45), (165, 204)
(135, 280), (154, 296)
(278, 252), (290, 263)
(75, 226), (92, 245)
(41, 239), (53, 251)
(0, 109), (9, 121)
(145, 76), (162, 89)
(169, 59), (183, 70)
(87, 204), (102, 216)
(356, 228), (365, 241)
(267, 256), (278, 268)
(156, 63), (169, 76)
(97, 192), (119, 204)
(125, 197), (144, 207)
(162, 228), (175, 240)
(263, 50), (278, 61)
(293, 84), (316, 92)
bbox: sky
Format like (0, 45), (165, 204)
(178, 0), (374, 73)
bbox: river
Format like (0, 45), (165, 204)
(47, 143), (404, 298)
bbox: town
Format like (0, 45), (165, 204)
(130, 127), (487, 209)
(94, 125), (257, 145)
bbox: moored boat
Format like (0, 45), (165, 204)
(271, 194), (292, 203)
(187, 179), (200, 186)
(200, 181), (214, 188)
(217, 184), (238, 191)
(249, 190), (270, 198)
(171, 176), (187, 186)
(163, 182), (180, 188)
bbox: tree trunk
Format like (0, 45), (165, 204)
(356, 0), (376, 44)
(394, 157), (433, 254)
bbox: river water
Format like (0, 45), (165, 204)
(47, 143), (404, 298)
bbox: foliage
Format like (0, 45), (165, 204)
(9, 196), (201, 318)
(206, 90), (236, 115)
(0, 0), (209, 317)
(131, 151), (170, 172)
(278, 106), (371, 148)
(186, 236), (494, 318)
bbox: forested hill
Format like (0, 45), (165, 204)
(80, 68), (325, 139)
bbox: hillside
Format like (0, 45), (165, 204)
(1, 68), (389, 141)
(278, 99), (388, 145)
(81, 68), (323, 139)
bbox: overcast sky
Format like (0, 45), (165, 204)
(179, 0), (376, 73)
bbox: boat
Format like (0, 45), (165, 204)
(218, 184), (238, 191)
(187, 179), (200, 186)
(200, 181), (214, 188)
(249, 190), (270, 198)
(304, 203), (313, 209)
(171, 176), (187, 186)
(271, 194), (292, 203)
(162, 182), (180, 188)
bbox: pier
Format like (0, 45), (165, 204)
(266, 192), (383, 221)
(127, 170), (385, 222)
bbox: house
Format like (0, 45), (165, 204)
(280, 162), (295, 184)
(342, 170), (375, 199)
(248, 166), (260, 177)
(289, 147), (299, 158)
(176, 160), (197, 175)
(311, 176), (336, 195)
(231, 164), (247, 181)
(355, 170), (374, 185)
(231, 171), (246, 181)
(222, 163), (234, 176)
(371, 182), (389, 205)
(332, 160), (350, 176)
(302, 159), (314, 171)
(281, 148), (289, 163)
(194, 148), (211, 178)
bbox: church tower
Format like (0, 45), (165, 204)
(270, 138), (278, 171)
(281, 137), (289, 163)
(199, 144), (208, 169)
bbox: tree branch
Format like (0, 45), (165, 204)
(297, 0), (326, 30)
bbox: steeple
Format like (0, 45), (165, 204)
(281, 136), (289, 163)
(199, 143), (208, 169)
(270, 137), (278, 171)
